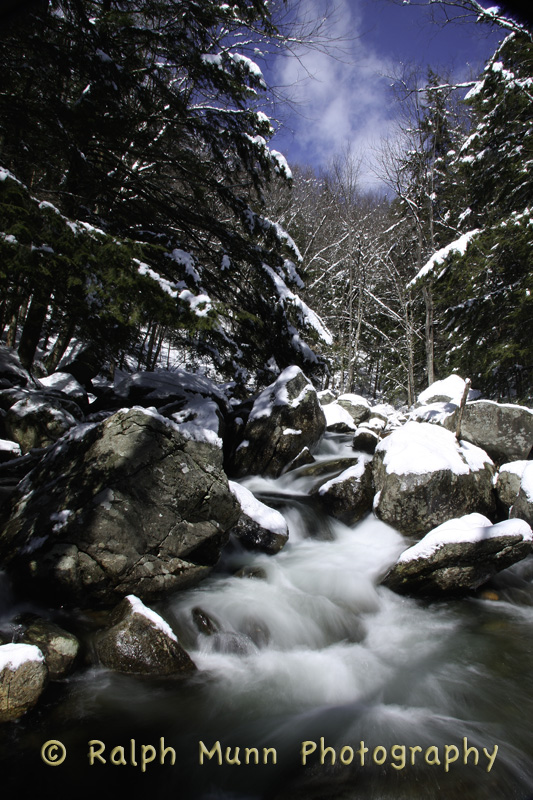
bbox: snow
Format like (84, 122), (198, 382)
(376, 422), (493, 477)
(0, 643), (44, 671)
(38, 372), (86, 400)
(417, 375), (471, 406)
(179, 289), (213, 317)
(135, 260), (179, 298)
(499, 460), (529, 479)
(0, 439), (21, 456)
(397, 513), (532, 564)
(408, 230), (481, 288)
(270, 150), (292, 180)
(229, 481), (288, 537)
(50, 509), (73, 532)
(323, 402), (357, 431)
(126, 595), (178, 642)
(521, 462), (533, 502)
(338, 393), (370, 410)
(142, 405), (222, 448)
(114, 369), (227, 402)
(170, 249), (200, 283)
(318, 458), (371, 496)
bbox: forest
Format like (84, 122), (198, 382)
(1, 0), (532, 403)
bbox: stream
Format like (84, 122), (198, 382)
(2, 433), (533, 799)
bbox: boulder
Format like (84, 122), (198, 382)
(416, 374), (479, 406)
(373, 422), (496, 537)
(19, 617), (79, 680)
(317, 389), (336, 405)
(38, 372), (88, 405)
(0, 643), (47, 722)
(0, 347), (32, 388)
(495, 461), (529, 510)
(312, 456), (374, 525)
(352, 426), (380, 454)
(381, 514), (533, 598)
(453, 400), (533, 464)
(284, 446), (315, 472)
(4, 395), (80, 453)
(510, 462), (533, 527)
(228, 481), (289, 554)
(323, 402), (357, 433)
(0, 407), (240, 606)
(337, 394), (371, 425)
(94, 595), (196, 675)
(229, 367), (326, 478)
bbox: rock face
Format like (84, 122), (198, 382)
(94, 595), (196, 675)
(229, 367), (326, 478)
(20, 617), (79, 680)
(0, 643), (47, 721)
(312, 457), (374, 525)
(510, 462), (533, 527)
(0, 407), (240, 606)
(455, 400), (533, 464)
(373, 422), (496, 537)
(228, 482), (289, 554)
(381, 514), (533, 597)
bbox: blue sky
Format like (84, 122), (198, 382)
(264, 0), (506, 188)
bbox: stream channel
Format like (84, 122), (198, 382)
(2, 433), (533, 799)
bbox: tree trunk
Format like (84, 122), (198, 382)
(423, 284), (435, 386)
(44, 319), (75, 373)
(18, 290), (51, 370)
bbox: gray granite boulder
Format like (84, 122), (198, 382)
(228, 481), (289, 554)
(4, 395), (80, 453)
(94, 595), (196, 675)
(381, 514), (532, 598)
(510, 462), (533, 527)
(373, 422), (496, 538)
(312, 457), (374, 525)
(20, 617), (79, 680)
(495, 461), (529, 511)
(0, 407), (240, 606)
(337, 394), (371, 425)
(229, 367), (325, 478)
(0, 643), (47, 721)
(452, 400), (533, 464)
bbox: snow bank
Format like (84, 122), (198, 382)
(376, 421), (492, 477)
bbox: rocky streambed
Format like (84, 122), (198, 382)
(1, 351), (533, 799)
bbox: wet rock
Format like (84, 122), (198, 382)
(284, 446), (315, 472)
(229, 366), (326, 478)
(192, 607), (220, 636)
(0, 643), (47, 722)
(19, 617), (79, 680)
(229, 482), (289, 554)
(312, 457), (374, 526)
(337, 394), (371, 425)
(452, 400), (533, 464)
(373, 422), (496, 538)
(234, 565), (267, 580)
(241, 617), (270, 648)
(94, 595), (196, 675)
(0, 407), (240, 606)
(209, 631), (257, 655)
(381, 514), (533, 598)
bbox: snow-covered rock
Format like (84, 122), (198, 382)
(323, 401), (357, 433)
(0, 642), (47, 722)
(94, 595), (196, 675)
(373, 422), (496, 537)
(337, 394), (371, 425)
(495, 461), (529, 510)
(228, 366), (325, 478)
(317, 389), (336, 405)
(0, 407), (240, 605)
(416, 375), (478, 406)
(0, 346), (32, 389)
(381, 513), (533, 597)
(4, 395), (80, 453)
(0, 439), (21, 464)
(38, 372), (87, 403)
(228, 481), (289, 554)
(312, 456), (374, 525)
(510, 462), (533, 527)
(352, 425), (380, 454)
(456, 400), (533, 464)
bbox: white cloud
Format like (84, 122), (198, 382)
(268, 0), (398, 188)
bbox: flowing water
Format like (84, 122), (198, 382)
(2, 433), (533, 799)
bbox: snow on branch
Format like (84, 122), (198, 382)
(408, 229), (481, 288)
